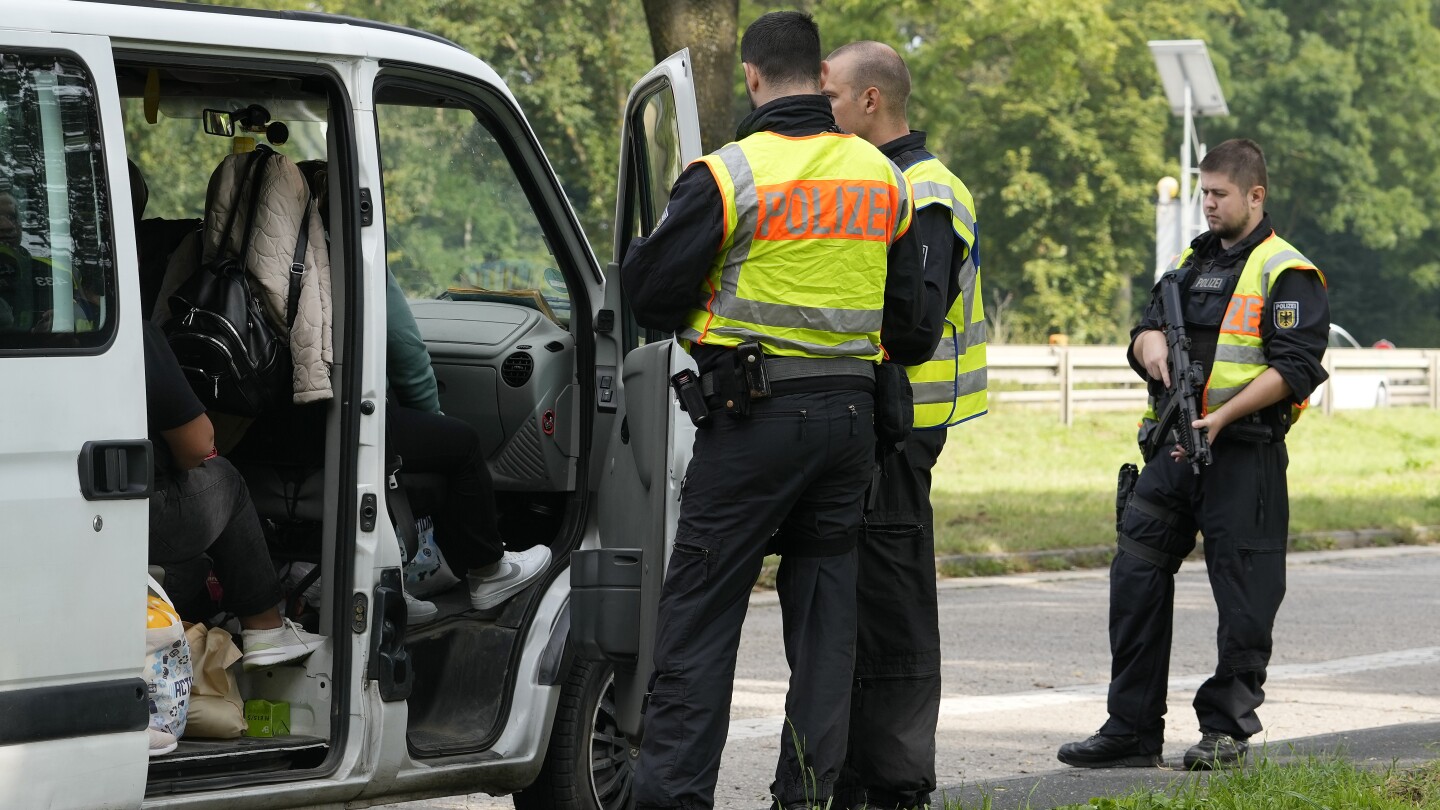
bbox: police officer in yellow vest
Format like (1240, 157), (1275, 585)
(820, 40), (983, 810)
(1059, 139), (1329, 771)
(0, 187), (45, 332)
(620, 12), (933, 809)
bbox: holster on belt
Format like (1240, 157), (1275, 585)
(1115, 462), (1138, 532)
(703, 341), (768, 419)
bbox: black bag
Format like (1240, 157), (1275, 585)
(164, 148), (313, 417)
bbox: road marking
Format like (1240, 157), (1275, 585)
(726, 647), (1440, 741)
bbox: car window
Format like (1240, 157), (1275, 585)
(636, 85), (683, 231)
(121, 98), (329, 221)
(0, 52), (115, 351)
(619, 82), (686, 350)
(376, 95), (570, 328)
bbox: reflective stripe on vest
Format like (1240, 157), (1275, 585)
(1141, 232), (1324, 428)
(903, 158), (987, 428)
(679, 132), (913, 360)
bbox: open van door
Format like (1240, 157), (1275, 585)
(0, 33), (151, 809)
(580, 47), (702, 754)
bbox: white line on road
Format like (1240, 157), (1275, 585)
(726, 647), (1440, 741)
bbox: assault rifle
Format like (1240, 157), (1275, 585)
(1143, 272), (1213, 475)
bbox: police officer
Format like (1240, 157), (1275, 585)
(1058, 139), (1329, 770)
(0, 188), (38, 331)
(620, 11), (933, 809)
(820, 40), (984, 810)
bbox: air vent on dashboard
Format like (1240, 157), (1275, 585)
(501, 352), (534, 387)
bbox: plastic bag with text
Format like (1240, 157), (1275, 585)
(145, 575), (193, 748)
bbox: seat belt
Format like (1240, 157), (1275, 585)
(386, 455), (420, 563)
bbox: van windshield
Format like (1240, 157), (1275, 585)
(375, 95), (570, 328)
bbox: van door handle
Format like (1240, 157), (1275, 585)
(77, 440), (154, 501)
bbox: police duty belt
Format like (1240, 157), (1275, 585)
(701, 355), (876, 398)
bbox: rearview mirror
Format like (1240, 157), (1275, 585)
(202, 108), (233, 137)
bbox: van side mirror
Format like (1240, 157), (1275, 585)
(202, 108), (233, 137)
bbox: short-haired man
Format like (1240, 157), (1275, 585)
(1058, 139), (1329, 770)
(621, 12), (933, 809)
(822, 40), (985, 810)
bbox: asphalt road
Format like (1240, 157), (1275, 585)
(385, 545), (1440, 810)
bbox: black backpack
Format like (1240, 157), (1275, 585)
(164, 147), (313, 417)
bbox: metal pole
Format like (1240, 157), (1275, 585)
(1179, 83), (1194, 259)
(1059, 348), (1073, 426)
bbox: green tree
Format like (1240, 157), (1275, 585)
(1201, 0), (1440, 346)
(786, 0), (1213, 343)
(193, 0), (655, 254)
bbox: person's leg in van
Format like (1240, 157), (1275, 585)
(149, 456), (322, 668)
(387, 404), (549, 608)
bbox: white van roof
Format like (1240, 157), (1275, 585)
(3, 0), (514, 103)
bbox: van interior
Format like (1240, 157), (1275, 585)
(115, 52), (593, 791)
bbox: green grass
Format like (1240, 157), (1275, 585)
(941, 755), (1440, 810)
(932, 407), (1440, 561)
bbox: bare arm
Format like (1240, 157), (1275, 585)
(161, 412), (216, 471)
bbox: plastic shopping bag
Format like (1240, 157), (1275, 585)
(145, 576), (193, 744)
(403, 516), (460, 598)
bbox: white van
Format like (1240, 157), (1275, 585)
(0, 2), (701, 807)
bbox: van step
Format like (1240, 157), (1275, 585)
(147, 734), (327, 783)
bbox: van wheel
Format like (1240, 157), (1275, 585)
(515, 659), (635, 810)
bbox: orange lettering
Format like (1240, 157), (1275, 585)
(754, 179), (893, 242)
(1220, 294), (1263, 337)
(1243, 296), (1263, 335)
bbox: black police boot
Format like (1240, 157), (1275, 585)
(1057, 732), (1163, 768)
(1183, 731), (1248, 770)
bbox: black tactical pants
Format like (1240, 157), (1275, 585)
(1101, 436), (1290, 749)
(836, 429), (946, 810)
(634, 390), (876, 810)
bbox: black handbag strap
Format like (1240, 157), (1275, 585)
(285, 198), (314, 329)
(210, 146), (271, 272)
(235, 150), (273, 267)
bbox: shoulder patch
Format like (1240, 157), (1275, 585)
(1274, 300), (1299, 329)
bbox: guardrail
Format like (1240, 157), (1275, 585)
(989, 345), (1440, 424)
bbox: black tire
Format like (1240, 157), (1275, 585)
(514, 659), (635, 810)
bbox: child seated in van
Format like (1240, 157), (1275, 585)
(144, 320), (323, 670)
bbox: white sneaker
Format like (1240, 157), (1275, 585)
(467, 546), (552, 610)
(404, 588), (438, 625)
(148, 727), (178, 757)
(241, 618), (325, 671)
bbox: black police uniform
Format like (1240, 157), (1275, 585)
(620, 95), (933, 810)
(837, 131), (965, 810)
(1097, 215), (1329, 755)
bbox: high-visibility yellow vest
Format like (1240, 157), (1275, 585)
(1142, 231), (1324, 427)
(680, 131), (913, 361)
(903, 157), (986, 429)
